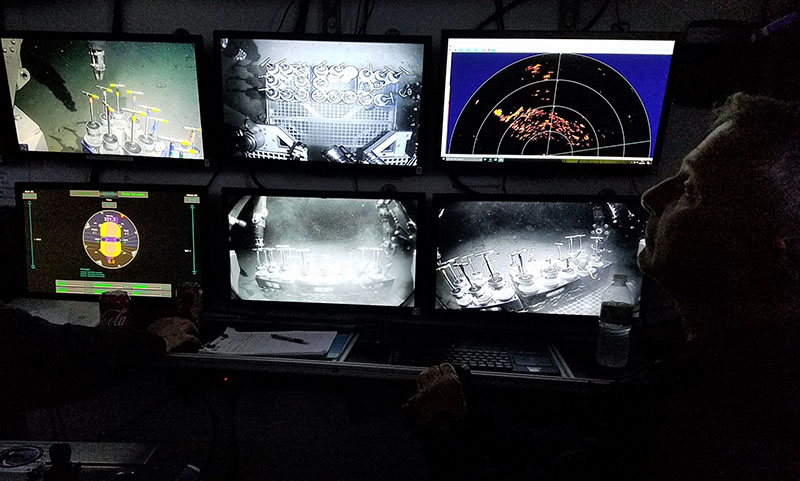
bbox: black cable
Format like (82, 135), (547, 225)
(359, 0), (376, 34)
(293, 0), (310, 33)
(476, 0), (535, 29)
(352, 175), (359, 192)
(581, 0), (613, 31)
(249, 165), (268, 190)
(501, 173), (508, 194)
(448, 173), (479, 194)
(276, 0), (296, 32)
(495, 0), (505, 30)
(353, 0), (363, 34)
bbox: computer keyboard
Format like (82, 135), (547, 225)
(389, 341), (562, 375)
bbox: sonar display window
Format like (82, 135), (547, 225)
(20, 185), (203, 298)
(227, 191), (418, 308)
(2, 34), (205, 160)
(217, 33), (426, 167)
(440, 35), (675, 167)
(434, 197), (646, 318)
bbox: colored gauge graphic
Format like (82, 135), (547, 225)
(83, 210), (140, 269)
(450, 53), (651, 159)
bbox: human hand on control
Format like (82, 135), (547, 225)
(403, 363), (468, 435)
(147, 316), (200, 352)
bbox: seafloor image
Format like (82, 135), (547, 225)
(220, 37), (424, 165)
(449, 53), (651, 160)
(436, 200), (646, 316)
(228, 195), (417, 306)
(8, 38), (204, 158)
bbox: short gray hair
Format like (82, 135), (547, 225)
(712, 93), (800, 236)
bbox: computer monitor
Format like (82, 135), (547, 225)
(215, 31), (429, 169)
(433, 194), (647, 326)
(225, 189), (421, 320)
(1, 32), (208, 162)
(17, 183), (204, 298)
(439, 31), (677, 171)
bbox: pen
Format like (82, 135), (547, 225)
(271, 333), (309, 344)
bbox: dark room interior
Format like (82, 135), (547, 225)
(1, 1), (799, 480)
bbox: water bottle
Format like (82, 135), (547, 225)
(595, 274), (634, 368)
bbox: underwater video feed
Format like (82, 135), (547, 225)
(227, 194), (417, 306)
(435, 199), (646, 317)
(3, 36), (205, 159)
(218, 35), (424, 166)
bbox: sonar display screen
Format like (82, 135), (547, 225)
(217, 33), (426, 167)
(440, 34), (675, 167)
(19, 184), (203, 298)
(434, 196), (646, 318)
(2, 34), (206, 160)
(226, 190), (418, 308)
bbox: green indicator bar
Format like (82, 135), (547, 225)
(71, 190), (101, 197)
(131, 291), (142, 296)
(132, 284), (149, 289)
(93, 283), (114, 288)
(56, 281), (67, 286)
(94, 290), (108, 294)
(57, 288), (69, 293)
(190, 205), (197, 275)
(119, 191), (148, 198)
(28, 201), (35, 269)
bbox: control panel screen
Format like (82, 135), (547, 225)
(20, 184), (203, 298)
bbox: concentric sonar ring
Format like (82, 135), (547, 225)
(449, 53), (651, 160)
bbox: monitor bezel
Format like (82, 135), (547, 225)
(219, 187), (426, 327)
(436, 29), (680, 177)
(429, 192), (649, 334)
(0, 30), (212, 166)
(14, 181), (208, 302)
(212, 30), (433, 176)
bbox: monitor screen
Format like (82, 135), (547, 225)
(1, 33), (207, 161)
(440, 32), (676, 169)
(433, 195), (646, 322)
(18, 183), (204, 298)
(225, 189), (420, 313)
(216, 32), (428, 168)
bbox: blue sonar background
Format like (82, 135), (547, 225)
(446, 51), (674, 157)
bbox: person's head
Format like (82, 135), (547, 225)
(639, 93), (800, 335)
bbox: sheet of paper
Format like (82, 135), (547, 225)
(200, 328), (338, 357)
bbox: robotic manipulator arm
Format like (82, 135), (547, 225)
(88, 40), (106, 81)
(252, 196), (269, 249)
(377, 199), (416, 256)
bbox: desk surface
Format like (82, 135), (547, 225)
(164, 331), (639, 389)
